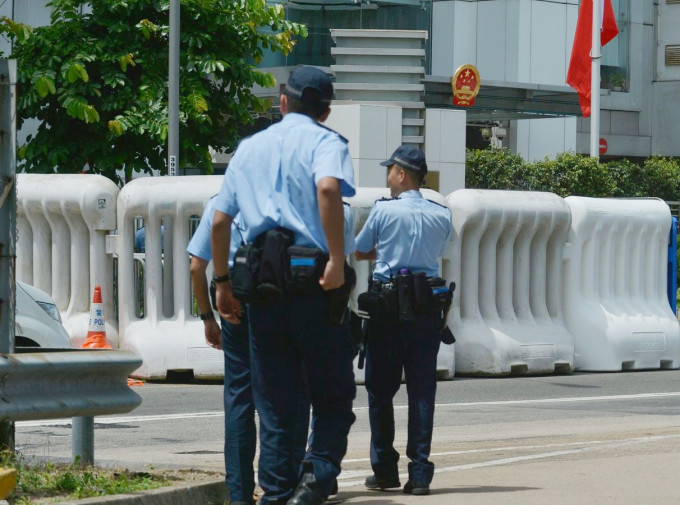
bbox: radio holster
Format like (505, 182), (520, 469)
(230, 227), (294, 304)
(230, 230), (355, 325)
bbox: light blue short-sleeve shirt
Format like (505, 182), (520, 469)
(214, 113), (356, 252)
(355, 190), (452, 281)
(187, 196), (242, 266)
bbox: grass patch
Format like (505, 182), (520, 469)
(1, 450), (186, 504)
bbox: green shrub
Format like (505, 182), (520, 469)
(606, 158), (645, 197)
(465, 148), (678, 201)
(529, 152), (617, 198)
(639, 156), (680, 201)
(465, 148), (530, 190)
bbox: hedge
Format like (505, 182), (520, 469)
(465, 149), (680, 201)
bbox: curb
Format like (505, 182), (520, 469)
(58, 478), (227, 505)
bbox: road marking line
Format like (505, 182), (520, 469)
(338, 434), (680, 487)
(16, 391), (680, 428)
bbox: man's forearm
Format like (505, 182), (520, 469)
(317, 177), (344, 260)
(211, 210), (233, 277)
(189, 256), (212, 314)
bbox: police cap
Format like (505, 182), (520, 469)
(380, 145), (428, 175)
(284, 66), (334, 104)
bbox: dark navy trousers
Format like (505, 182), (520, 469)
(221, 313), (310, 504)
(248, 295), (356, 505)
(365, 312), (441, 485)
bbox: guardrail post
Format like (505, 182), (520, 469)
(72, 416), (95, 465)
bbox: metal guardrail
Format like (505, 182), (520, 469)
(0, 350), (143, 463)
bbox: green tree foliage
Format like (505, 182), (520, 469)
(0, 0), (307, 183)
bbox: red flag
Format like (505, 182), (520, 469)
(566, 0), (619, 117)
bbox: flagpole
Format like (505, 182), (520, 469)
(590, 0), (601, 160)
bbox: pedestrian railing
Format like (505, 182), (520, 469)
(112, 176), (223, 379)
(563, 197), (680, 371)
(446, 189), (574, 375)
(14, 176), (680, 378)
(16, 173), (119, 347)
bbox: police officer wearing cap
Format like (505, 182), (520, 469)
(355, 145), (453, 496)
(211, 66), (356, 505)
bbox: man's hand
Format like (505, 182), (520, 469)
(204, 318), (222, 349)
(216, 282), (243, 324)
(319, 257), (345, 291)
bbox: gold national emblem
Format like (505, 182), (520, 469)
(451, 64), (481, 107)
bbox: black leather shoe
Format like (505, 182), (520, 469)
(364, 474), (401, 490)
(330, 478), (338, 496)
(287, 470), (325, 505)
(403, 481), (430, 496)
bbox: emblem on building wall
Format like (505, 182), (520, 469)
(451, 64), (481, 107)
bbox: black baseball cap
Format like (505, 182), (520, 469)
(380, 145), (428, 174)
(284, 66), (334, 104)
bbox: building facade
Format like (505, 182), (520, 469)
(3, 0), (678, 163)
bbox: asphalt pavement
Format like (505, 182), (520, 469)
(18, 370), (680, 505)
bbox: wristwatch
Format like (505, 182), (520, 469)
(212, 272), (230, 284)
(199, 311), (215, 321)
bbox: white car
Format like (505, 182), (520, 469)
(15, 281), (72, 349)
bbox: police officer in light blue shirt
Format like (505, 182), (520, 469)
(210, 66), (357, 505)
(355, 145), (452, 496)
(188, 198), (312, 505)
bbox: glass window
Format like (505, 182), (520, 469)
(602, 0), (629, 91)
(260, 0), (431, 68)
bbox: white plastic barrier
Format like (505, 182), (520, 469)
(16, 174), (119, 346)
(346, 187), (456, 382)
(563, 197), (680, 371)
(111, 176), (223, 379)
(446, 189), (574, 375)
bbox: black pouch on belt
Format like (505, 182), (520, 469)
(256, 227), (294, 303)
(396, 271), (416, 322)
(413, 272), (439, 314)
(230, 242), (262, 304)
(326, 263), (356, 325)
(286, 245), (327, 295)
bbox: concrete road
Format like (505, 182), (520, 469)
(16, 370), (680, 504)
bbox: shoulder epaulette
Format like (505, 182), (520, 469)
(317, 123), (348, 144)
(426, 199), (449, 210)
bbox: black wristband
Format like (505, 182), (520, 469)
(212, 272), (230, 284)
(199, 311), (215, 321)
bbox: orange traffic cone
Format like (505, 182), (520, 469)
(81, 285), (113, 349)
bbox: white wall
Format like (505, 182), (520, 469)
(512, 117), (577, 162)
(324, 104), (402, 188)
(424, 109), (467, 194)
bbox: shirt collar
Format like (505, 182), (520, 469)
(397, 190), (423, 200)
(282, 112), (318, 126)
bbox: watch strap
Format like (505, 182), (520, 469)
(212, 272), (230, 283)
